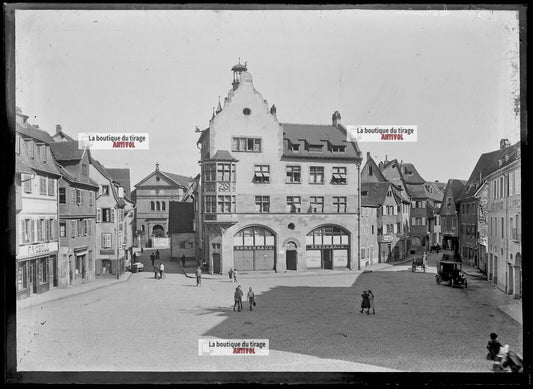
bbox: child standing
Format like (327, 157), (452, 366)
(486, 332), (502, 361)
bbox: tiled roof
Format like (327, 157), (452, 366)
(405, 183), (428, 199)
(16, 155), (33, 174)
(161, 171), (193, 188)
(57, 165), (98, 188)
(399, 163), (426, 184)
(18, 141), (61, 176)
(50, 141), (86, 161)
(208, 150), (238, 162)
(281, 123), (362, 160)
(16, 122), (55, 144)
(461, 141), (520, 199)
(361, 182), (391, 207)
(107, 168), (132, 198)
(424, 181), (445, 202)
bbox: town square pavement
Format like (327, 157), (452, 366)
(16, 251), (523, 374)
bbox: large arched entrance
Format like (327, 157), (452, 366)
(306, 225), (350, 269)
(233, 226), (276, 271)
(152, 225), (165, 237)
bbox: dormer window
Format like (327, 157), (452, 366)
(308, 144), (323, 152)
(361, 190), (368, 196)
(331, 145), (345, 153)
(289, 142), (300, 152)
(41, 145), (47, 162)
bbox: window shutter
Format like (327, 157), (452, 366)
(19, 220), (24, 244)
(88, 219), (91, 235)
(111, 208), (115, 223)
(72, 188), (76, 204)
(97, 208), (102, 223)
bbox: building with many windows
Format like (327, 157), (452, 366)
(51, 141), (99, 287)
(485, 143), (521, 297)
(132, 163), (192, 248)
(196, 64), (362, 273)
(15, 110), (61, 299)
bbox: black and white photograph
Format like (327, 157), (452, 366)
(4, 3), (527, 385)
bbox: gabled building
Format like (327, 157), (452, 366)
(89, 156), (131, 277)
(457, 139), (520, 272)
(380, 159), (439, 251)
(15, 109), (61, 299)
(50, 141), (99, 288)
(439, 179), (467, 254)
(485, 142), (521, 297)
(132, 163), (192, 248)
(196, 63), (363, 274)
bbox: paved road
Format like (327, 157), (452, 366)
(16, 251), (522, 373)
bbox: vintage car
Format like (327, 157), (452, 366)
(435, 260), (467, 288)
(411, 257), (426, 272)
(130, 262), (144, 273)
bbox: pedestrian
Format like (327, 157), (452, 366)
(233, 268), (238, 282)
(360, 290), (371, 314)
(132, 252), (137, 262)
(228, 268), (234, 280)
(422, 251), (428, 270)
(247, 287), (255, 311)
(150, 253), (155, 267)
(159, 262), (165, 279)
(181, 254), (186, 267)
(196, 266), (202, 287)
(154, 264), (159, 279)
(156, 249), (160, 260)
(233, 285), (243, 312)
(486, 332), (502, 361)
(368, 289), (376, 314)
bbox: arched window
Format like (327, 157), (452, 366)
(162, 201), (166, 211)
(306, 225), (349, 246)
(233, 226), (275, 247)
(150, 201), (154, 211)
(156, 201), (160, 211)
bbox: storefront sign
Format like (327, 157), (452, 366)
(306, 244), (349, 250)
(17, 242), (58, 259)
(234, 245), (275, 251)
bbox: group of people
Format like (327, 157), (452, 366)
(360, 290), (376, 314)
(486, 332), (523, 373)
(233, 285), (255, 312)
(150, 250), (160, 267)
(153, 262), (165, 279)
(228, 268), (238, 282)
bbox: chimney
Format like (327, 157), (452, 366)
(500, 139), (511, 150)
(332, 111), (341, 126)
(55, 124), (62, 135)
(270, 104), (277, 117)
(366, 152), (371, 160)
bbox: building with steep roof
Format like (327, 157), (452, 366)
(457, 139), (520, 273)
(132, 163), (193, 248)
(195, 64), (363, 274)
(50, 141), (99, 288)
(439, 179), (467, 255)
(361, 153), (411, 262)
(15, 110), (61, 300)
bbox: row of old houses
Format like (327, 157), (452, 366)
(439, 139), (521, 299)
(15, 108), (135, 300)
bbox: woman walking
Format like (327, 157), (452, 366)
(368, 290), (376, 314)
(360, 290), (371, 314)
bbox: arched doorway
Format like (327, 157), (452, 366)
(306, 226), (350, 269)
(285, 241), (298, 270)
(233, 226), (276, 271)
(152, 225), (165, 237)
(411, 236), (422, 248)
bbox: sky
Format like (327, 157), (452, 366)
(15, 7), (521, 188)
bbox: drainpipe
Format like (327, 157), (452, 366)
(357, 161), (361, 271)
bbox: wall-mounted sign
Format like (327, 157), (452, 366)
(234, 245), (275, 251)
(17, 242), (58, 259)
(306, 244), (349, 250)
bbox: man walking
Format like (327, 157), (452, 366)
(150, 253), (155, 268)
(156, 249), (160, 260)
(159, 262), (165, 279)
(181, 254), (186, 267)
(247, 287), (255, 311)
(233, 268), (238, 283)
(233, 285), (243, 312)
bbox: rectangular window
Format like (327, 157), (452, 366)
(39, 258), (48, 283)
(102, 208), (112, 222)
(333, 196), (347, 213)
(253, 165), (270, 183)
(60, 222), (66, 238)
(204, 195), (217, 213)
(75, 189), (81, 205)
(310, 196), (324, 213)
(102, 233), (112, 248)
(23, 174), (32, 193)
(289, 142), (300, 152)
(499, 177), (504, 198)
(47, 178), (54, 196)
(101, 185), (110, 196)
(204, 164), (216, 182)
(39, 177), (47, 195)
(216, 163), (235, 182)
(287, 196), (301, 213)
(29, 141), (34, 159)
(255, 196), (270, 213)
(89, 191), (93, 206)
(82, 164), (88, 176)
(59, 188), (66, 204)
(309, 166), (324, 184)
(501, 217), (504, 239)
(286, 166), (301, 183)
(232, 137), (262, 152)
(332, 167), (347, 184)
(217, 195), (235, 213)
